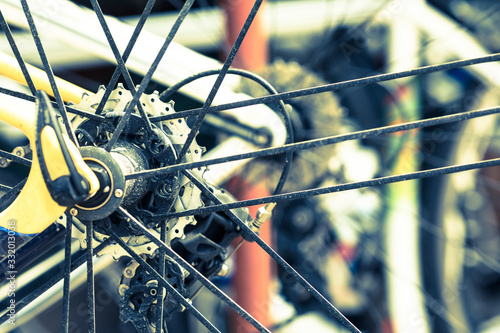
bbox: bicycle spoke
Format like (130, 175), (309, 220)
(0, 184), (12, 192)
(151, 53), (500, 123)
(0, 149), (31, 166)
(127, 0), (195, 107)
(164, 157), (500, 220)
(0, 10), (36, 95)
(0, 178), (26, 209)
(4, 1), (500, 332)
(108, 228), (221, 333)
(0, 85), (107, 121)
(175, 0), (264, 163)
(86, 221), (95, 333)
(128, 104), (500, 180)
(159, 67), (294, 195)
(182, 171), (361, 333)
(62, 216), (73, 333)
(160, 68), (289, 102)
(20, 0), (77, 144)
(99, 0), (195, 152)
(156, 214), (168, 331)
(94, 0), (157, 116)
(0, 240), (110, 325)
(116, 206), (271, 333)
(88, 0), (154, 142)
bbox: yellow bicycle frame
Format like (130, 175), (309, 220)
(0, 52), (99, 234)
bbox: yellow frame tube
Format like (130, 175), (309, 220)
(0, 51), (90, 103)
(0, 51), (99, 233)
(0, 94), (98, 234)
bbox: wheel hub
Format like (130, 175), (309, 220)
(74, 146), (126, 221)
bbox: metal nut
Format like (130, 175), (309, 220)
(251, 203), (276, 232)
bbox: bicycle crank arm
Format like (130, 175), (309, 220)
(0, 92), (98, 234)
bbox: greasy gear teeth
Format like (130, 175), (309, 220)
(68, 86), (206, 259)
(119, 254), (189, 328)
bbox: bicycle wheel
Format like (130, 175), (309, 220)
(421, 87), (500, 333)
(1, 1), (500, 333)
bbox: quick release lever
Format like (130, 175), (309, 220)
(35, 90), (90, 206)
